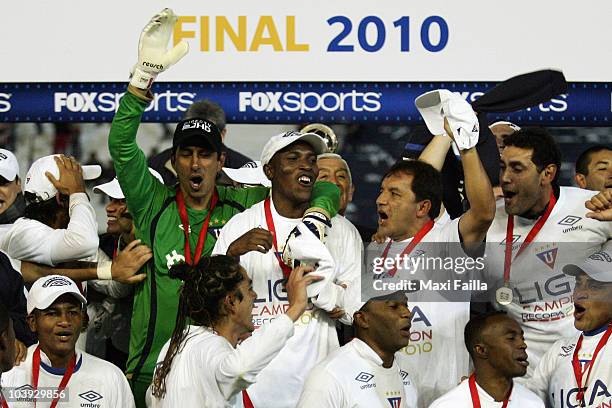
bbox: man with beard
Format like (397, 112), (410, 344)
(212, 132), (362, 408)
(0, 275), (134, 407)
(110, 10), (340, 406)
(297, 292), (418, 408)
(430, 312), (544, 407)
(482, 128), (612, 377)
(529, 250), (612, 407)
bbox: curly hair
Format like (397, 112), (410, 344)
(151, 255), (244, 398)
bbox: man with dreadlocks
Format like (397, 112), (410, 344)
(147, 255), (320, 407)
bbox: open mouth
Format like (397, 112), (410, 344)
(55, 331), (73, 342)
(574, 302), (586, 320)
(107, 216), (117, 222)
(399, 323), (412, 337)
(515, 354), (529, 367)
(297, 174), (314, 187)
(189, 175), (203, 190)
(378, 210), (389, 225)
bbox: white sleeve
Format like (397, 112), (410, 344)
(5, 193), (98, 266)
(525, 341), (558, 401)
(115, 368), (137, 408)
(49, 193), (99, 264)
(214, 314), (295, 400)
(333, 225), (364, 324)
(296, 366), (345, 408)
(212, 218), (240, 256)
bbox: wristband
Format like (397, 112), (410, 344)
(96, 261), (113, 280)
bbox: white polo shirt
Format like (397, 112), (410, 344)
(297, 338), (418, 408)
(430, 377), (544, 407)
(1, 345), (134, 408)
(528, 325), (612, 407)
(149, 315), (295, 408)
(367, 218), (471, 407)
(212, 198), (363, 408)
(484, 187), (612, 374)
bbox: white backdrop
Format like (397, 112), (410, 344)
(2, 0), (611, 82)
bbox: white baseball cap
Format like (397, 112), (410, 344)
(415, 89), (453, 136)
(563, 250), (612, 283)
(441, 94), (480, 149)
(27, 275), (87, 314)
(260, 131), (328, 166)
(0, 149), (19, 182)
(222, 161), (271, 187)
(93, 167), (164, 199)
(24, 155), (101, 203)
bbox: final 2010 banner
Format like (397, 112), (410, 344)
(1, 0), (611, 124)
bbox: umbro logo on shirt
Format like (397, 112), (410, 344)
(79, 390), (103, 407)
(560, 344), (575, 357)
(500, 235), (521, 245)
(355, 372), (374, 383)
(558, 215), (581, 226)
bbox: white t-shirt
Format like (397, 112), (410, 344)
(212, 199), (363, 408)
(429, 377), (544, 407)
(1, 345), (134, 408)
(0, 193), (99, 267)
(297, 338), (418, 408)
(528, 325), (612, 407)
(367, 218), (471, 408)
(148, 315), (295, 408)
(484, 187), (612, 374)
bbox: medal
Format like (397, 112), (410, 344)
(496, 283), (513, 306)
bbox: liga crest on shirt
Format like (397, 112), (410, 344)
(387, 397), (402, 408)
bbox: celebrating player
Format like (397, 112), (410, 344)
(528, 249), (612, 407)
(297, 292), (418, 408)
(373, 91), (495, 406)
(482, 128), (612, 375)
(1, 275), (135, 407)
(430, 312), (544, 407)
(149, 256), (319, 407)
(109, 10), (340, 406)
(212, 131), (362, 407)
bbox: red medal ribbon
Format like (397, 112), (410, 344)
(32, 346), (77, 408)
(242, 390), (255, 408)
(263, 198), (293, 279)
(176, 189), (218, 265)
(571, 323), (612, 406)
(379, 220), (435, 278)
(469, 374), (512, 408)
(503, 191), (556, 284)
(0, 390), (9, 408)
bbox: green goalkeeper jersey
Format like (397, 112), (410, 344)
(108, 91), (339, 384)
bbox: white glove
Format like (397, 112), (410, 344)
(282, 211), (331, 267)
(130, 8), (189, 89)
(441, 95), (480, 150)
(281, 223), (336, 301)
(415, 89), (453, 136)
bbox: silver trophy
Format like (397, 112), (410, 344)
(300, 123), (338, 153)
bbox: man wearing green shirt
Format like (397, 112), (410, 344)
(110, 9), (339, 406)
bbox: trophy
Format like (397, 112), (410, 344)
(300, 123), (338, 153)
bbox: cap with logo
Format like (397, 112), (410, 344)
(94, 167), (165, 200)
(0, 149), (19, 182)
(24, 155), (101, 203)
(27, 275), (87, 314)
(222, 161), (271, 187)
(260, 131), (328, 166)
(563, 249), (612, 283)
(172, 118), (223, 153)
